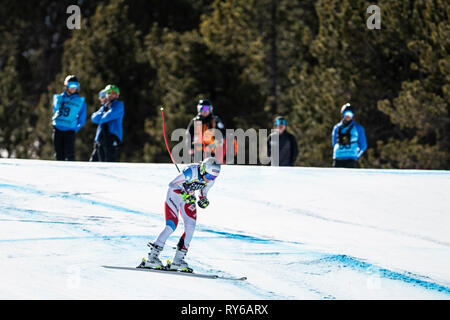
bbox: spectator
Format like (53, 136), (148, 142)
(267, 116), (298, 166)
(51, 75), (87, 161)
(332, 103), (367, 168)
(186, 99), (233, 163)
(89, 89), (106, 162)
(91, 84), (124, 162)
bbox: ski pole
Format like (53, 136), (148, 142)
(161, 106), (181, 173)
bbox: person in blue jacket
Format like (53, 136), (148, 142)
(332, 103), (367, 168)
(91, 84), (124, 162)
(52, 75), (87, 161)
(89, 89), (106, 162)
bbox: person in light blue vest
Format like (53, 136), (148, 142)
(332, 103), (367, 168)
(52, 75), (87, 161)
(91, 84), (124, 162)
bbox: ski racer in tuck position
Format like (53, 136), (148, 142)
(139, 157), (221, 272)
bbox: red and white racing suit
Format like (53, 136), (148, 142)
(153, 164), (214, 250)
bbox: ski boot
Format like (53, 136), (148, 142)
(138, 243), (164, 269)
(168, 248), (193, 273)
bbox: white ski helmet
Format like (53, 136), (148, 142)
(200, 157), (221, 180)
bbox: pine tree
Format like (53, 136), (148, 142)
(377, 0), (449, 169)
(0, 56), (33, 158)
(35, 0), (150, 161)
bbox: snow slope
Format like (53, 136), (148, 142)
(0, 159), (449, 299)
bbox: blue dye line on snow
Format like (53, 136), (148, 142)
(2, 182), (450, 296)
(0, 183), (157, 218)
(0, 218), (82, 225)
(0, 182), (282, 244)
(309, 254), (450, 295)
(198, 227), (275, 243)
(0, 234), (149, 243)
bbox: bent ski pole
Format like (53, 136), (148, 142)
(161, 106), (181, 173)
(161, 107), (190, 194)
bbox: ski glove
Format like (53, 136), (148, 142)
(180, 190), (196, 204)
(197, 197), (209, 209)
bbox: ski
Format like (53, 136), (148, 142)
(102, 265), (247, 281)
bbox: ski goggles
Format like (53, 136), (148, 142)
(204, 173), (218, 180)
(343, 110), (354, 118)
(275, 118), (287, 126)
(67, 82), (80, 89)
(197, 105), (211, 113)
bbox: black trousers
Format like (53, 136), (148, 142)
(89, 142), (105, 162)
(53, 127), (75, 161)
(333, 159), (357, 168)
(98, 134), (120, 162)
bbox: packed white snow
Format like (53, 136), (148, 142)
(0, 158), (449, 299)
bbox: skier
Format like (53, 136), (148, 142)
(332, 103), (367, 168)
(51, 75), (87, 161)
(140, 157), (221, 272)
